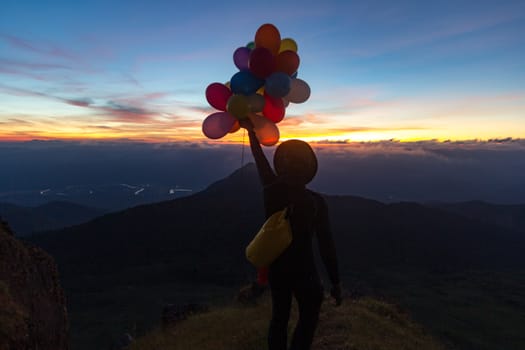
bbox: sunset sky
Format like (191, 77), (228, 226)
(1, 0), (524, 143)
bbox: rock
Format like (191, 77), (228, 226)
(161, 303), (209, 328)
(236, 281), (267, 305)
(110, 333), (134, 350)
(0, 217), (69, 350)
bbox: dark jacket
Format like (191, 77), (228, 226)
(247, 129), (340, 285)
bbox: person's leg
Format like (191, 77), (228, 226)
(289, 275), (323, 350)
(268, 279), (292, 350)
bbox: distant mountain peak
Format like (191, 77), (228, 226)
(200, 163), (260, 197)
(226, 162), (257, 179)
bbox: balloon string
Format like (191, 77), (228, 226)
(241, 128), (246, 170)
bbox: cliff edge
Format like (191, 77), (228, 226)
(0, 218), (69, 350)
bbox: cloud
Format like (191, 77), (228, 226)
(102, 101), (151, 116)
(0, 139), (523, 204)
(0, 57), (72, 71)
(64, 98), (94, 107)
(92, 125), (116, 130)
(0, 84), (166, 124)
(279, 117), (305, 127)
(6, 118), (34, 126)
(0, 33), (79, 61)
(308, 138), (525, 203)
(0, 84), (50, 98)
(312, 138), (525, 153)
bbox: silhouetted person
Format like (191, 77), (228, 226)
(241, 119), (342, 350)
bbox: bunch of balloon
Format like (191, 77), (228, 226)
(202, 23), (311, 146)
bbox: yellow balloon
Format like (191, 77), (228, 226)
(227, 95), (250, 120)
(279, 38), (298, 53)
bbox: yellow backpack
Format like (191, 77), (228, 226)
(245, 207), (293, 268)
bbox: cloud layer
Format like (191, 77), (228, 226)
(1, 139), (523, 204)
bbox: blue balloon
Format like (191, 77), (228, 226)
(230, 71), (265, 96)
(265, 72), (291, 98)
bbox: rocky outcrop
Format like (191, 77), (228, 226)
(236, 281), (267, 305)
(161, 303), (209, 329)
(0, 218), (69, 350)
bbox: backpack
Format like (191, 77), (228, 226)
(245, 206), (293, 268)
(245, 191), (319, 268)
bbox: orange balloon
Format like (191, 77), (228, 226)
(275, 50), (300, 76)
(249, 113), (280, 146)
(255, 23), (281, 56)
(229, 120), (240, 133)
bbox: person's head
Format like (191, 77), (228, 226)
(273, 139), (318, 186)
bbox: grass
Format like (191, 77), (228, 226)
(63, 269), (525, 349)
(130, 294), (447, 350)
(64, 279), (235, 350)
(359, 269), (525, 350)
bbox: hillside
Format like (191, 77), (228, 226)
(0, 219), (68, 349)
(27, 164), (525, 350)
(426, 200), (525, 233)
(31, 163), (525, 282)
(0, 200), (106, 236)
(130, 295), (447, 350)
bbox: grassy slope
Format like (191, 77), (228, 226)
(131, 295), (447, 350)
(365, 270), (525, 350)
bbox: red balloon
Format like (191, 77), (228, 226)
(255, 23), (281, 55)
(249, 47), (276, 79)
(205, 83), (232, 111)
(275, 50), (300, 76)
(262, 93), (285, 123)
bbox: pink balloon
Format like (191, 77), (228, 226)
(250, 114), (280, 146)
(206, 83), (232, 111)
(262, 93), (285, 123)
(202, 112), (236, 139)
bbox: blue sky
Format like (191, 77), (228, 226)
(1, 0), (524, 142)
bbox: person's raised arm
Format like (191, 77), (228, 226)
(240, 119), (276, 186)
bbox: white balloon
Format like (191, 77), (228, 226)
(286, 78), (310, 103)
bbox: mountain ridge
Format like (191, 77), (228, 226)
(24, 164), (525, 350)
(0, 200), (107, 236)
(30, 163), (525, 281)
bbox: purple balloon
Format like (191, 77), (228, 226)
(233, 47), (251, 71)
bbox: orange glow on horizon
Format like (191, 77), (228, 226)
(0, 112), (523, 144)
(0, 128), (522, 144)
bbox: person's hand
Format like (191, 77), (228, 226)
(330, 283), (343, 306)
(239, 118), (254, 131)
